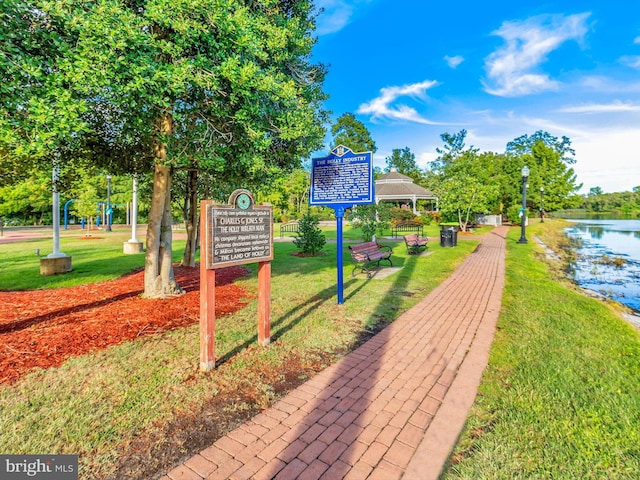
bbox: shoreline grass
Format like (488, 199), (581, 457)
(443, 220), (640, 479)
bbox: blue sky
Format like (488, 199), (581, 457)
(311, 0), (640, 194)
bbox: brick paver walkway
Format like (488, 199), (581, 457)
(163, 226), (508, 480)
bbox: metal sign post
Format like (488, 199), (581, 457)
(333, 205), (347, 304)
(310, 146), (374, 304)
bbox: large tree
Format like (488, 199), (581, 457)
(430, 133), (500, 231)
(506, 130), (576, 164)
(1, 0), (328, 297)
(506, 131), (582, 212)
(384, 147), (422, 180)
(0, 170), (51, 224)
(331, 113), (377, 153)
(428, 129), (583, 226)
(0, 1), (89, 169)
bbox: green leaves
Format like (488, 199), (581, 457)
(1, 0), (327, 175)
(385, 147), (421, 180)
(331, 113), (377, 154)
(429, 129), (583, 225)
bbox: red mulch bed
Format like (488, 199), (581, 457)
(0, 265), (251, 385)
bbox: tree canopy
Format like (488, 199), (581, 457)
(506, 130), (576, 164)
(427, 129), (583, 228)
(1, 0), (329, 296)
(331, 113), (377, 153)
(428, 132), (498, 230)
(384, 147), (422, 180)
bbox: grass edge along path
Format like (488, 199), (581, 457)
(0, 234), (478, 479)
(443, 221), (640, 479)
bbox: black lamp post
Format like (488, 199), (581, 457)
(540, 186), (545, 223)
(106, 174), (112, 232)
(517, 165), (530, 244)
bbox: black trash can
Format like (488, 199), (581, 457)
(440, 225), (458, 247)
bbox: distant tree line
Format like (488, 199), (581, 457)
(321, 114), (584, 232)
(1, 112), (590, 236)
(579, 186), (640, 216)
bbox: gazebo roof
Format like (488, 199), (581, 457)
(375, 168), (437, 200)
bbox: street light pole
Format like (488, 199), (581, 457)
(517, 165), (530, 244)
(540, 186), (545, 223)
(106, 174), (112, 232)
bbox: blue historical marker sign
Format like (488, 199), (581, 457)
(310, 145), (374, 206)
(310, 146), (374, 305)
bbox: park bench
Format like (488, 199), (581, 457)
(391, 221), (423, 238)
(348, 241), (393, 278)
(279, 221), (299, 237)
(404, 233), (428, 254)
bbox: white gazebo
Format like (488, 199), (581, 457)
(375, 168), (438, 214)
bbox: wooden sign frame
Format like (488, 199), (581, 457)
(199, 190), (273, 371)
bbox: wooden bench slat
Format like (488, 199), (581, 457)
(348, 241), (393, 278)
(404, 233), (428, 254)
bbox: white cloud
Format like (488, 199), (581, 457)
(444, 55), (464, 69)
(578, 75), (640, 93)
(559, 101), (640, 113)
(621, 55), (640, 69)
(357, 80), (442, 124)
(314, 0), (378, 36)
(415, 150), (439, 169)
(314, 1), (353, 35)
(484, 13), (591, 97)
(475, 112), (640, 193)
(571, 128), (640, 193)
(635, 35), (640, 44)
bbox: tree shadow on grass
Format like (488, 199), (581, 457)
(216, 278), (365, 366)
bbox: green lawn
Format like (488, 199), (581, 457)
(0, 223), (478, 478)
(0, 228), (152, 290)
(6, 220), (630, 479)
(443, 220), (640, 479)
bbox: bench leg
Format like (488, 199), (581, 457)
(352, 264), (369, 278)
(352, 256), (392, 278)
(352, 262), (375, 278)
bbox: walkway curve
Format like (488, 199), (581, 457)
(163, 226), (508, 480)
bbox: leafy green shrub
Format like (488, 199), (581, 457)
(389, 207), (436, 226)
(293, 212), (326, 256)
(309, 206), (335, 221)
(422, 212), (437, 225)
(347, 204), (391, 242)
(507, 204), (528, 224)
(389, 207), (416, 223)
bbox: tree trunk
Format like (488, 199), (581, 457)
(143, 114), (184, 298)
(181, 169), (199, 268)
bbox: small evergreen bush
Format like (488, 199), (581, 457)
(293, 212), (326, 256)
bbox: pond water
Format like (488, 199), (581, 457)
(564, 219), (640, 314)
